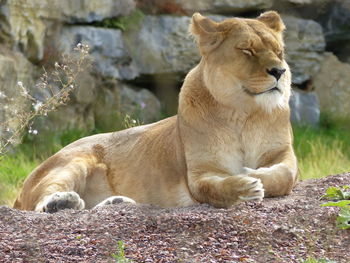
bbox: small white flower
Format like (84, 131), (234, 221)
(33, 102), (43, 112)
(18, 81), (29, 96)
(7, 138), (16, 144)
(32, 129), (38, 135)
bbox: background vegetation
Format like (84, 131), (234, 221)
(294, 114), (350, 180)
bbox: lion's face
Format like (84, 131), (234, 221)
(191, 11), (291, 112)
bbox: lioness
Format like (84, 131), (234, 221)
(14, 11), (297, 212)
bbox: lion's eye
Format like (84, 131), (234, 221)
(241, 49), (254, 56)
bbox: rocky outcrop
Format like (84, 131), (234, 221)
(317, 1), (350, 44)
(289, 89), (320, 127)
(316, 0), (350, 63)
(0, 0), (47, 62)
(3, 0), (135, 23)
(44, 0), (135, 23)
(283, 15), (325, 84)
(31, 80), (161, 136)
(273, 0), (350, 64)
(1, 0), (349, 138)
(0, 47), (36, 137)
(120, 83), (161, 123)
(175, 0), (273, 15)
(313, 53), (350, 117)
(126, 14), (325, 85)
(93, 80), (161, 131)
(125, 15), (199, 75)
(0, 0), (163, 143)
(0, 0), (135, 62)
(272, 0), (332, 19)
(58, 26), (138, 80)
(0, 47), (36, 94)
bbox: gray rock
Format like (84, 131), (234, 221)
(0, 47), (36, 95)
(316, 0), (350, 63)
(93, 80), (161, 129)
(281, 0), (313, 4)
(317, 0), (350, 44)
(33, 78), (161, 134)
(47, 0), (135, 23)
(0, 47), (37, 145)
(127, 14), (325, 85)
(2, 0), (135, 24)
(289, 89), (320, 127)
(0, 0), (135, 62)
(125, 15), (199, 75)
(313, 52), (350, 117)
(73, 72), (97, 105)
(34, 104), (96, 134)
(58, 26), (139, 80)
(274, 1), (350, 63)
(93, 83), (121, 131)
(175, 0), (273, 15)
(119, 84), (161, 123)
(283, 15), (326, 84)
(272, 0), (332, 19)
(0, 0), (47, 62)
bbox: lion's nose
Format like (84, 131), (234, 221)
(266, 68), (286, 81)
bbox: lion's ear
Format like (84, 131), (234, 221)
(190, 13), (224, 55)
(257, 11), (285, 33)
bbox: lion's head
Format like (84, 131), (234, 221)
(190, 11), (291, 113)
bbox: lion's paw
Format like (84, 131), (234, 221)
(93, 196), (136, 208)
(237, 176), (264, 202)
(39, 191), (85, 213)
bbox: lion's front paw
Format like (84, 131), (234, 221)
(38, 191), (85, 213)
(93, 196), (136, 209)
(237, 176), (264, 202)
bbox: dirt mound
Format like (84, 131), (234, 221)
(1, 173), (349, 263)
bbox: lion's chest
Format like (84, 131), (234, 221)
(213, 125), (279, 174)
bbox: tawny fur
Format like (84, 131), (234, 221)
(14, 11), (298, 211)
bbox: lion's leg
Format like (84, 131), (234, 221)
(34, 157), (93, 213)
(188, 172), (264, 208)
(244, 146), (298, 197)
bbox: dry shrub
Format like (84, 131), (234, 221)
(0, 44), (91, 156)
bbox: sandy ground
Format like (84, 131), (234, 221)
(0, 173), (349, 263)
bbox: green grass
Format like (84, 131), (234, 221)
(1, 113), (350, 206)
(111, 241), (132, 262)
(0, 153), (39, 206)
(293, 114), (350, 180)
